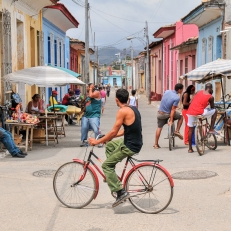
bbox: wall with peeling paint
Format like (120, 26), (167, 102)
(0, 0), (44, 107)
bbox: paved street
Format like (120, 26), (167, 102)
(1, 90), (231, 231)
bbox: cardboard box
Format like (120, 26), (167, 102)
(33, 128), (45, 144)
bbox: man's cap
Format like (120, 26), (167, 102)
(52, 90), (58, 95)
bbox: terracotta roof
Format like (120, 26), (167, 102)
(149, 40), (163, 48)
(45, 3), (79, 28)
(171, 36), (198, 50)
(153, 24), (176, 38)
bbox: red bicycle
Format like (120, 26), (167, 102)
(53, 139), (174, 214)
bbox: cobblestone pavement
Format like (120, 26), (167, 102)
(1, 90), (231, 231)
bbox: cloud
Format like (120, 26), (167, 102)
(61, 0), (202, 50)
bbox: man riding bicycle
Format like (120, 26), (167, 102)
(154, 83), (184, 149)
(187, 83), (218, 153)
(89, 89), (143, 207)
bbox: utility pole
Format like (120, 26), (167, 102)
(124, 48), (127, 89)
(96, 46), (99, 84)
(93, 32), (96, 84)
(84, 0), (90, 87)
(145, 21), (151, 104)
(131, 40), (134, 90)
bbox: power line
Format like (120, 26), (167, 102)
(149, 0), (165, 22)
(90, 8), (133, 34)
(97, 29), (144, 48)
(88, 3), (171, 24)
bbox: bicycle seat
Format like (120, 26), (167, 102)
(129, 156), (163, 163)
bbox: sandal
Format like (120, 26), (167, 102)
(174, 131), (183, 140)
(188, 149), (194, 153)
(153, 144), (161, 149)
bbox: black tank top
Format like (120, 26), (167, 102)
(182, 92), (190, 109)
(123, 106), (143, 153)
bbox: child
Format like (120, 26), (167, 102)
(128, 90), (138, 108)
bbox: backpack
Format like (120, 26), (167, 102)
(11, 92), (22, 108)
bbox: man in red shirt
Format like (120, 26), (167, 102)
(187, 83), (218, 153)
(62, 90), (75, 125)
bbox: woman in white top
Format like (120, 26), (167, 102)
(26, 94), (43, 114)
(128, 90), (138, 108)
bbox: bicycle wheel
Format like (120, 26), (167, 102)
(53, 162), (96, 209)
(172, 123), (175, 148)
(168, 124), (174, 151)
(205, 133), (217, 150)
(196, 125), (205, 155)
(125, 164), (173, 214)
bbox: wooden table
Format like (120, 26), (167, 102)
(6, 122), (36, 152)
(40, 112), (66, 137)
(37, 115), (59, 146)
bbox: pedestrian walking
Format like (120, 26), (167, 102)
(80, 83), (101, 147)
(106, 84), (111, 97)
(182, 85), (196, 146)
(128, 89), (138, 108)
(99, 87), (106, 114)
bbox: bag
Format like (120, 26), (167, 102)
(11, 93), (22, 104)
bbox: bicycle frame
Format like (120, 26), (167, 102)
(72, 150), (174, 200)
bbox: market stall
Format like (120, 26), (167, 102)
(3, 65), (86, 146)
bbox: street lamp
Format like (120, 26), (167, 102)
(126, 37), (135, 90)
(127, 35), (150, 103)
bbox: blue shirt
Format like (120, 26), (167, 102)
(159, 90), (180, 114)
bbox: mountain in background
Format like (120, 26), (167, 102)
(96, 47), (141, 65)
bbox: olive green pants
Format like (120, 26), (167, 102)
(102, 138), (135, 192)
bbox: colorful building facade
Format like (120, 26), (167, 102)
(153, 22), (198, 93)
(182, 1), (224, 101)
(0, 0), (56, 106)
(42, 3), (79, 103)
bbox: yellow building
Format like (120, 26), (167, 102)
(0, 0), (57, 105)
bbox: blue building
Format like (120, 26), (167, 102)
(182, 1), (225, 101)
(42, 3), (79, 104)
(103, 76), (122, 87)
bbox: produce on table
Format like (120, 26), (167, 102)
(11, 112), (39, 124)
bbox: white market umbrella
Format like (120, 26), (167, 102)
(180, 59), (231, 83)
(180, 59), (231, 111)
(3, 65), (85, 86)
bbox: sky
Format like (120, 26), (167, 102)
(60, 0), (202, 50)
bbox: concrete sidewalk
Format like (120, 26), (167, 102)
(0, 90), (231, 231)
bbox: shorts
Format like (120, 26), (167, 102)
(101, 98), (106, 107)
(157, 111), (181, 128)
(187, 108), (216, 127)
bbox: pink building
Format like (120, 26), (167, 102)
(171, 37), (198, 88)
(149, 40), (163, 101)
(153, 21), (198, 93)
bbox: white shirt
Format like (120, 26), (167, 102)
(129, 96), (137, 107)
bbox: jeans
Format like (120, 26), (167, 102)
(102, 139), (135, 192)
(81, 117), (100, 141)
(0, 128), (20, 156)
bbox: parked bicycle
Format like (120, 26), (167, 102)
(53, 135), (174, 214)
(194, 115), (217, 156)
